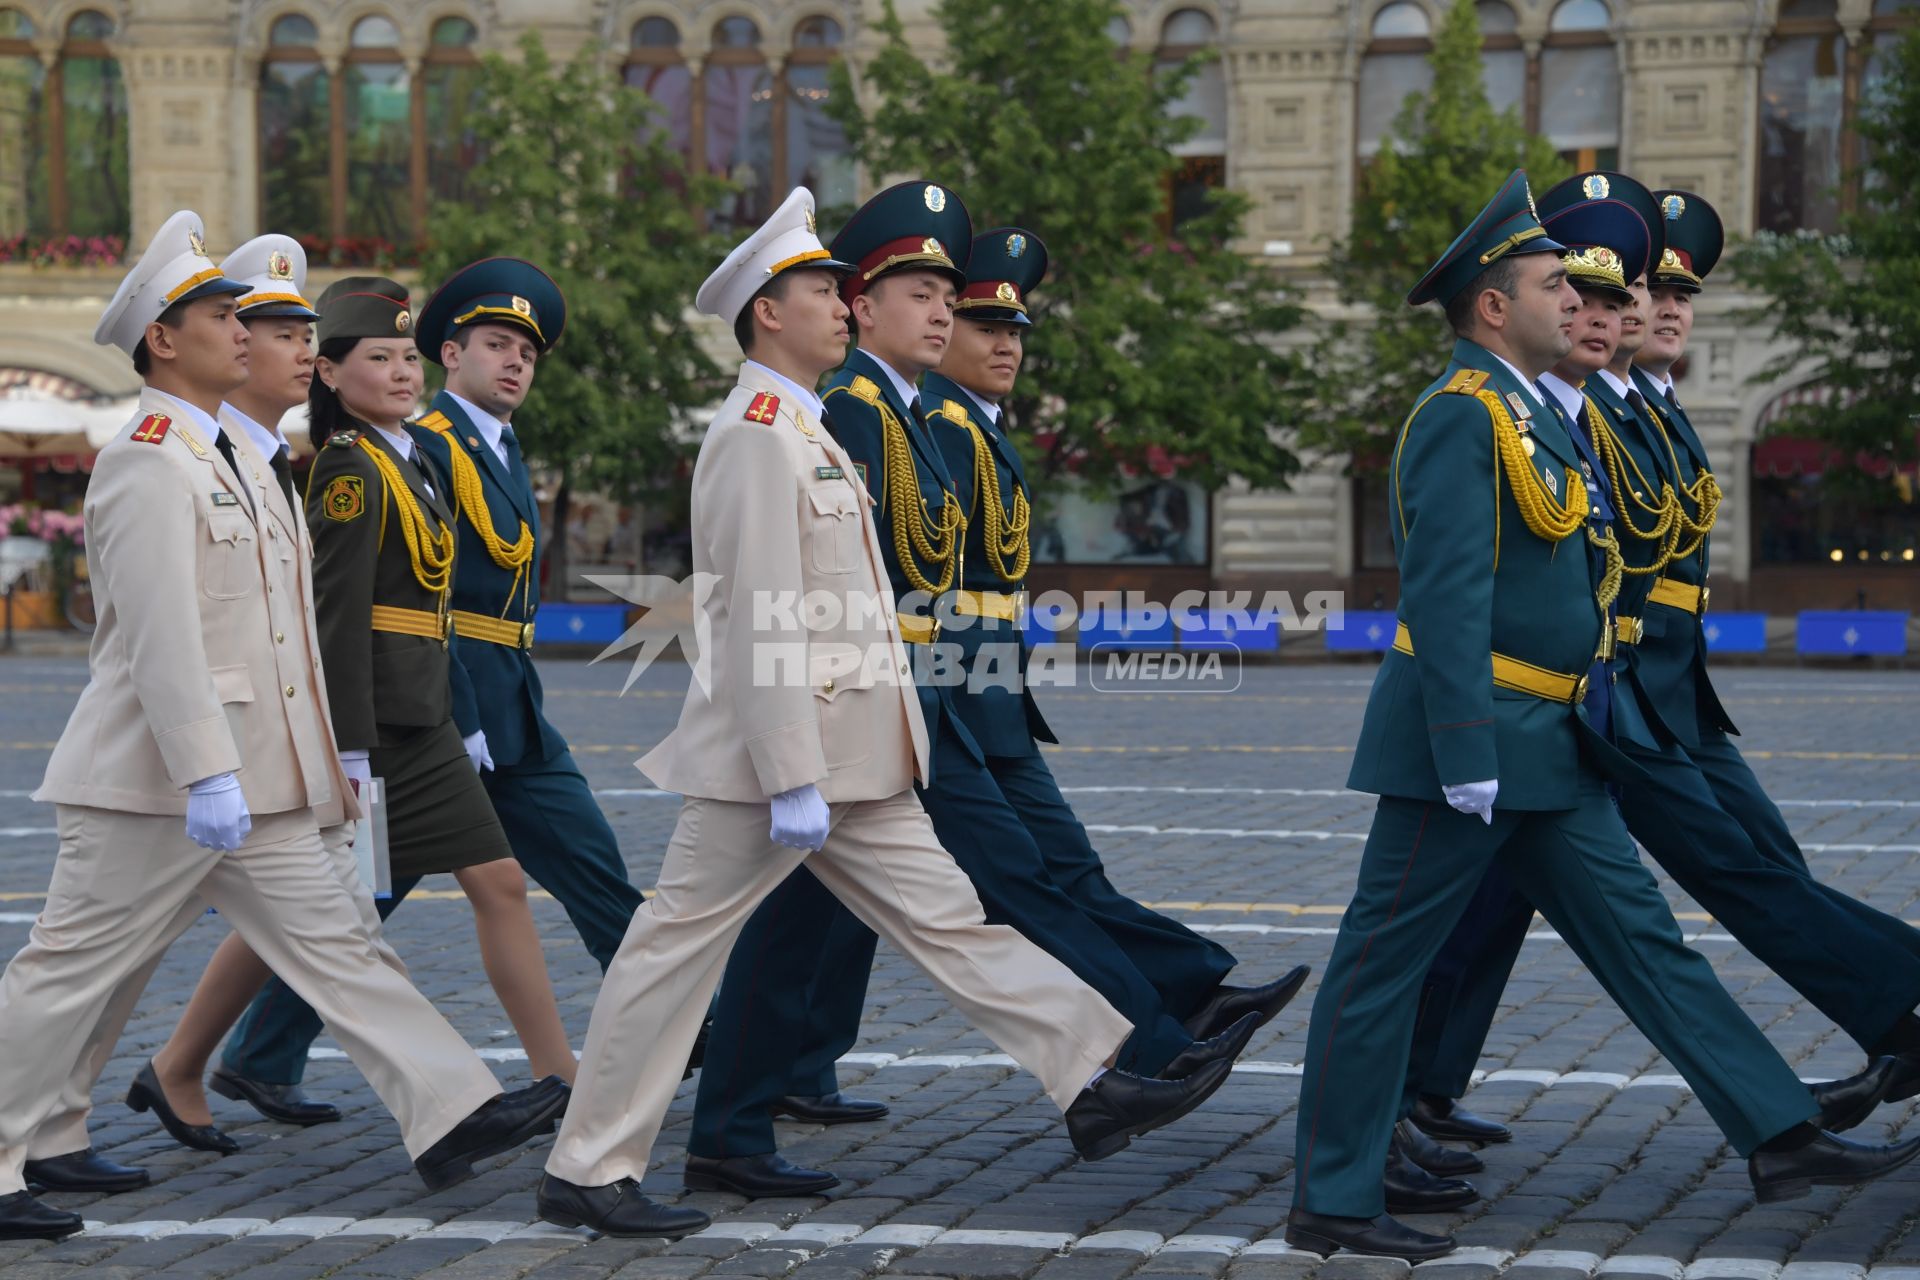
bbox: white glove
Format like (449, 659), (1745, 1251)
(462, 730), (494, 774)
(186, 772), (253, 851)
(340, 750), (372, 798)
(1443, 779), (1498, 825)
(769, 783), (831, 852)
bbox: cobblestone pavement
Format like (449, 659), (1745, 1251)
(0, 654), (1917, 1279)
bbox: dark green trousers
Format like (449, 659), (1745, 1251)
(1293, 784), (1817, 1217)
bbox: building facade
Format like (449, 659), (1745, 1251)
(0, 0), (1914, 610)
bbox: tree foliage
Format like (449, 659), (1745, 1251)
(417, 34), (727, 583)
(1300, 0), (1568, 466)
(1730, 26), (1920, 489)
(827, 0), (1311, 493)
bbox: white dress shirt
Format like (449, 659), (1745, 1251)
(445, 390), (513, 469)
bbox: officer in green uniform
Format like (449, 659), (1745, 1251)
(214, 259), (653, 1107)
(922, 227), (1294, 1029)
(687, 184), (1285, 1199)
(1398, 174), (1920, 1152)
(1284, 171), (1919, 1263)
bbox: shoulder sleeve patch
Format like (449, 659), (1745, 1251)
(745, 392), (781, 425)
(848, 376), (881, 406)
(1441, 370), (1491, 395)
(323, 474), (365, 522)
(130, 413), (171, 445)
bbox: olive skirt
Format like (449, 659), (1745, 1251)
(370, 717), (514, 878)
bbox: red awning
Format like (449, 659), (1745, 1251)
(1751, 382), (1914, 478)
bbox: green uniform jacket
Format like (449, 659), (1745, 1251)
(1623, 367), (1734, 749)
(922, 371), (1057, 758)
(1347, 340), (1608, 810)
(304, 425), (461, 752)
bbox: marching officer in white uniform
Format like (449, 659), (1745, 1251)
(0, 212), (567, 1241)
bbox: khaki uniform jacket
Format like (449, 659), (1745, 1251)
(640, 362), (930, 803)
(37, 387), (349, 820)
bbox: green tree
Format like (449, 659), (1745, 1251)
(827, 0), (1311, 494)
(419, 33), (726, 594)
(1731, 27), (1920, 496)
(1301, 0), (1567, 465)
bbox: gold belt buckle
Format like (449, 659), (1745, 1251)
(520, 621), (535, 649)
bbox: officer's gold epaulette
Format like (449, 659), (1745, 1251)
(1440, 370), (1490, 395)
(847, 375), (881, 406)
(928, 398), (971, 428)
(414, 410), (454, 437)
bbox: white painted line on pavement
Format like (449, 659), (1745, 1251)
(0, 826), (54, 838)
(1085, 822), (1369, 841)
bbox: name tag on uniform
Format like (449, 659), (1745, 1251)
(815, 466), (844, 480)
(211, 492), (241, 507)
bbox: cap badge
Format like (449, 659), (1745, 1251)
(923, 237), (944, 257)
(995, 282), (1019, 303)
(1582, 174), (1610, 199)
(512, 295), (532, 316)
(1662, 194), (1686, 220)
(1525, 181), (1538, 221)
(395, 309), (412, 332)
(923, 185), (947, 212)
(267, 249), (293, 280)
(805, 205), (817, 234)
(1006, 233), (1027, 259)
(187, 228), (208, 258)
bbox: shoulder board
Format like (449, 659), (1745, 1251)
(1440, 370), (1490, 395)
(744, 391), (781, 425)
(848, 375), (881, 406)
(328, 428), (362, 447)
(936, 399), (972, 426)
(415, 410), (454, 436)
(130, 412), (171, 445)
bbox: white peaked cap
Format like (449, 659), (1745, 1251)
(695, 187), (854, 325)
(94, 210), (251, 355)
(221, 234), (321, 320)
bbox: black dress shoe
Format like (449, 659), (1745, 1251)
(1385, 1134), (1479, 1212)
(1182, 964), (1312, 1040)
(770, 1092), (888, 1124)
(684, 1152), (839, 1197)
(208, 1067), (341, 1127)
(1410, 1093), (1510, 1144)
(538, 1173), (711, 1238)
(1285, 1209), (1455, 1260)
(1066, 1055), (1233, 1160)
(22, 1147), (150, 1194)
(126, 1060), (240, 1155)
(1749, 1130), (1920, 1203)
(1809, 1056), (1897, 1134)
(1394, 1119), (1484, 1176)
(0, 1191), (84, 1242)
(414, 1075), (570, 1191)
(1161, 1012), (1260, 1080)
(1884, 1049), (1920, 1103)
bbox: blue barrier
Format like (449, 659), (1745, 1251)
(534, 602), (629, 646)
(1702, 612), (1767, 654)
(1325, 610), (1399, 652)
(1797, 610), (1909, 657)
(1175, 610), (1281, 652)
(1076, 608), (1176, 651)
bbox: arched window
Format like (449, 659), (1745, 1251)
(259, 15), (329, 242)
(259, 11), (489, 260)
(1476, 2), (1525, 118)
(1358, 3), (1435, 157)
(1107, 13), (1133, 46)
(0, 8), (45, 239)
(1157, 9), (1227, 232)
(422, 17), (482, 210)
(782, 17), (853, 210)
(703, 16), (773, 232)
(624, 16), (693, 158)
(23, 11), (129, 241)
(1539, 0), (1618, 170)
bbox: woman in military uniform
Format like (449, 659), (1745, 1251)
(297, 277), (576, 1087)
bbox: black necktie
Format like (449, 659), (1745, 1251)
(909, 396), (925, 426)
(1626, 388), (1649, 418)
(212, 430), (255, 517)
(270, 445), (296, 513)
(1663, 386), (1681, 412)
